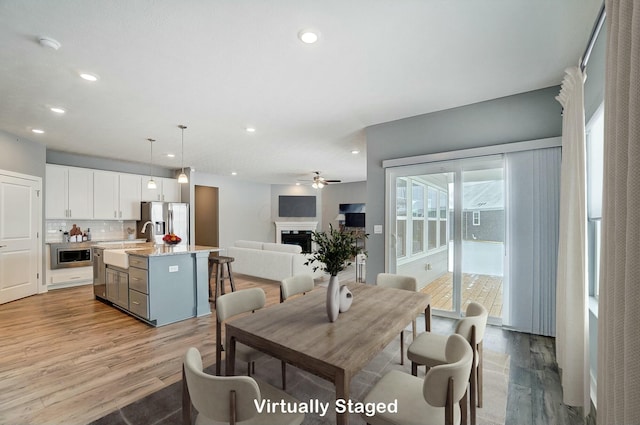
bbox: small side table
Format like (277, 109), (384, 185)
(355, 253), (366, 283)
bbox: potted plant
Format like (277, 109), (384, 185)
(305, 224), (367, 322)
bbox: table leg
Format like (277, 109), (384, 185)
(425, 304), (431, 331)
(225, 331), (236, 377)
(336, 371), (350, 425)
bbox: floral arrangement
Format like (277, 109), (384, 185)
(305, 224), (367, 276)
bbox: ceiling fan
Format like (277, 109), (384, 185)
(306, 171), (341, 189)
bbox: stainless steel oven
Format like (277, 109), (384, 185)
(49, 242), (93, 269)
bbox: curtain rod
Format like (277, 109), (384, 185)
(580, 2), (606, 71)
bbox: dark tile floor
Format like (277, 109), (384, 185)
(90, 316), (596, 425)
(427, 316), (595, 425)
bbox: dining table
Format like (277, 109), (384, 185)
(224, 281), (432, 425)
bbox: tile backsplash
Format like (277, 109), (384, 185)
(46, 220), (138, 243)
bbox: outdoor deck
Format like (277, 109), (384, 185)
(420, 272), (503, 317)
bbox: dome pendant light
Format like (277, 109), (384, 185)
(147, 138), (157, 189)
(177, 125), (188, 184)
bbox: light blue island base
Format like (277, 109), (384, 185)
(97, 243), (220, 327)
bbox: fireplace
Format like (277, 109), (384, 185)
(274, 221), (318, 253)
(281, 231), (313, 253)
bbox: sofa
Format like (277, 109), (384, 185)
(226, 240), (325, 282)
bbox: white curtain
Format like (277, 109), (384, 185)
(597, 2), (640, 423)
(555, 66), (590, 409)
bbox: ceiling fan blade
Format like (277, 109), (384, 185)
(324, 179), (341, 183)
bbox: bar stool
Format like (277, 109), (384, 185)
(208, 255), (236, 303)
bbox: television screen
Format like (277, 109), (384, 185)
(279, 196), (316, 217)
(345, 212), (365, 227)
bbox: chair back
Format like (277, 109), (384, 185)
(280, 274), (314, 302)
(376, 273), (418, 292)
(216, 287), (266, 322)
(184, 347), (261, 423)
(455, 302), (489, 344)
(422, 334), (473, 407)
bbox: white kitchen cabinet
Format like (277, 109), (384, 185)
(46, 164), (94, 219)
(94, 171), (141, 220)
(141, 177), (181, 202)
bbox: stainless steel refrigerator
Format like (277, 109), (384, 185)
(137, 202), (189, 245)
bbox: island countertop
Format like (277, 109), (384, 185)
(93, 242), (221, 257)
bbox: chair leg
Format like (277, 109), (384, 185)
(227, 262), (236, 292)
(411, 361), (418, 376)
(478, 341), (483, 407)
(412, 319), (416, 340)
(399, 330), (404, 365)
(470, 353), (477, 425)
(281, 360), (287, 390)
(182, 365), (192, 425)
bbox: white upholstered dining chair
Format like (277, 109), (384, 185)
(215, 287), (285, 389)
(376, 272), (419, 365)
(407, 302), (488, 425)
(362, 334), (473, 425)
(183, 347), (304, 425)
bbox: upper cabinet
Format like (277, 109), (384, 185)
(46, 165), (94, 219)
(93, 171), (141, 220)
(141, 177), (181, 202)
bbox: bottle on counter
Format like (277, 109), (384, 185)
(87, 228), (91, 241)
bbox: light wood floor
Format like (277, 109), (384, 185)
(420, 272), (503, 317)
(0, 274), (292, 425)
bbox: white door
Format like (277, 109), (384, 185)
(0, 172), (41, 304)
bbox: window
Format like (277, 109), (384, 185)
(396, 177), (448, 261)
(587, 105), (604, 298)
(472, 211), (480, 226)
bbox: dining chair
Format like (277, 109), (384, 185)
(376, 272), (419, 365)
(216, 288), (285, 389)
(407, 302), (488, 425)
(278, 274), (315, 390)
(183, 347), (304, 425)
(362, 334), (473, 425)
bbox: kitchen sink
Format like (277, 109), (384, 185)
(103, 248), (146, 269)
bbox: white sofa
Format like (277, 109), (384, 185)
(226, 240), (325, 282)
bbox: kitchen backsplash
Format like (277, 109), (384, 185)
(46, 220), (137, 243)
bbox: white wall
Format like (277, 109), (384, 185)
(187, 173), (272, 251)
(271, 184), (322, 231)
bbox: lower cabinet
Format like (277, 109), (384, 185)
(105, 266), (129, 308)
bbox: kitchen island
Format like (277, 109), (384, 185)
(93, 242), (220, 326)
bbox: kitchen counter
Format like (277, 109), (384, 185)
(94, 242), (220, 257)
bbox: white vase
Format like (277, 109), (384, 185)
(326, 275), (340, 322)
(339, 285), (353, 313)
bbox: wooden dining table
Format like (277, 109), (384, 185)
(225, 282), (431, 425)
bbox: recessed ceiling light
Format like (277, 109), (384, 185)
(298, 30), (319, 44)
(50, 107), (66, 114)
(245, 127), (256, 133)
(32, 129), (45, 134)
(296, 182), (301, 186)
(167, 153), (175, 158)
(351, 150), (360, 154)
(80, 73), (99, 82)
(231, 172), (237, 176)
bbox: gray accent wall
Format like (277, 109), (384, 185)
(320, 181), (367, 232)
(364, 86), (563, 283)
(47, 149), (176, 178)
(0, 130), (46, 177)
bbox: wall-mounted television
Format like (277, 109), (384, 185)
(279, 195), (316, 217)
(345, 212), (365, 228)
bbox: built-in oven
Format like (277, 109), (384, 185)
(49, 242), (93, 269)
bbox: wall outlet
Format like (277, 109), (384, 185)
(169, 265), (179, 272)
(425, 263), (432, 271)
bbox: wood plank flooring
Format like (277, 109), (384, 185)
(420, 272), (503, 316)
(1, 270), (592, 425)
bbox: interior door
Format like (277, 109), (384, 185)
(0, 171), (41, 304)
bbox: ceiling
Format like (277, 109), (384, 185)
(0, 0), (602, 185)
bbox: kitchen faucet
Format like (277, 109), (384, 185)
(141, 221), (154, 234)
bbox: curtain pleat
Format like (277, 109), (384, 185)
(555, 66), (589, 409)
(598, 2), (640, 423)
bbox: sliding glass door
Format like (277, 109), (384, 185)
(387, 156), (505, 320)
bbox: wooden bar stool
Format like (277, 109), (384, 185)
(208, 256), (236, 303)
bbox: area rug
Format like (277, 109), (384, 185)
(89, 339), (509, 425)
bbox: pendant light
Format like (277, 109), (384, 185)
(147, 138), (157, 189)
(177, 125), (188, 184)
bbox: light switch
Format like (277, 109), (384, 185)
(374, 225), (383, 234)
(169, 265), (179, 272)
